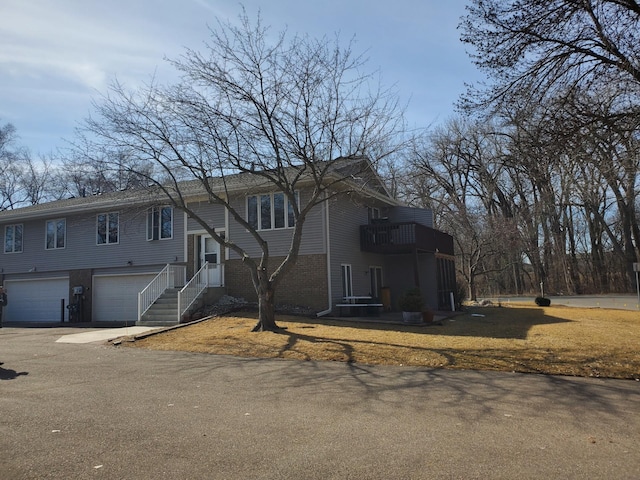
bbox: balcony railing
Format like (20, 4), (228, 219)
(360, 222), (454, 255)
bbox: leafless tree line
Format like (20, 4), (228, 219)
(0, 122), (62, 209)
(400, 94), (639, 299)
(0, 118), (154, 208)
(397, 0), (640, 299)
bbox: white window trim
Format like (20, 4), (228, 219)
(246, 191), (299, 231)
(4, 224), (23, 254)
(146, 206), (173, 241)
(369, 265), (383, 298)
(341, 264), (353, 299)
(45, 218), (66, 250)
(96, 212), (120, 245)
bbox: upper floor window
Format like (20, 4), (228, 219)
(97, 212), (119, 245)
(147, 206), (172, 241)
(4, 224), (23, 253)
(247, 192), (298, 231)
(46, 219), (66, 250)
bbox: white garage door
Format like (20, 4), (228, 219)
(92, 274), (157, 322)
(3, 278), (69, 323)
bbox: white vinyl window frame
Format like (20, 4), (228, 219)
(146, 206), (173, 241)
(96, 212), (120, 245)
(369, 265), (383, 299)
(246, 191), (299, 231)
(4, 224), (23, 253)
(45, 218), (66, 250)
(341, 264), (353, 299)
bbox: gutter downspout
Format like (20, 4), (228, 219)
(317, 193), (333, 317)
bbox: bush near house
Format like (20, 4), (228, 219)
(398, 288), (424, 312)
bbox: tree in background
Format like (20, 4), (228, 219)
(61, 148), (156, 198)
(0, 121), (61, 209)
(451, 0), (640, 294)
(404, 91), (639, 297)
(78, 11), (404, 331)
(460, 0), (640, 110)
(408, 118), (521, 300)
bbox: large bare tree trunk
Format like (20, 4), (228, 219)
(251, 270), (280, 332)
(252, 289), (278, 332)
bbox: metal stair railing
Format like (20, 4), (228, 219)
(138, 264), (186, 322)
(177, 262), (211, 322)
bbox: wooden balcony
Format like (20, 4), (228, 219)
(360, 222), (454, 256)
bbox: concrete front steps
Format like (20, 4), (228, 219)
(137, 288), (181, 327)
(137, 286), (227, 327)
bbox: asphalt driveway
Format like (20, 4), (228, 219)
(1, 326), (639, 479)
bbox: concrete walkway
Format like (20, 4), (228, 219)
(55, 326), (160, 344)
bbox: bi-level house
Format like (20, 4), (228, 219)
(0, 162), (455, 325)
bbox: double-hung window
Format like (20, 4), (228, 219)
(4, 224), (23, 253)
(247, 192), (298, 231)
(147, 206), (173, 241)
(46, 219), (66, 249)
(97, 212), (119, 245)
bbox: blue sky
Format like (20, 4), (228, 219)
(0, 0), (483, 156)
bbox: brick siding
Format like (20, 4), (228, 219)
(225, 254), (328, 311)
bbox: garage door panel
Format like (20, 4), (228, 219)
(4, 278), (69, 323)
(93, 274), (156, 322)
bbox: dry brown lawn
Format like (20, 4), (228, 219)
(124, 304), (640, 379)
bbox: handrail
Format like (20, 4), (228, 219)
(138, 264), (186, 322)
(178, 262), (211, 321)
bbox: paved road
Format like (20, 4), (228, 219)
(481, 294), (640, 311)
(1, 327), (639, 479)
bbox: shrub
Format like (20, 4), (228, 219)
(535, 297), (551, 306)
(399, 288), (424, 312)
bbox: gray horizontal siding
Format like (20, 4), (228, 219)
(329, 195), (386, 303)
(186, 201), (226, 232)
(227, 189), (326, 259)
(0, 208), (184, 276)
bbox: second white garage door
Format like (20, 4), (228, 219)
(92, 274), (157, 322)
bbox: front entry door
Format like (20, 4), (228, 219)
(200, 235), (222, 286)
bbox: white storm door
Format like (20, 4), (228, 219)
(200, 235), (221, 286)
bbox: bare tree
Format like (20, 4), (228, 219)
(79, 11), (404, 331)
(0, 122), (25, 210)
(61, 148), (155, 197)
(0, 121), (62, 208)
(456, 0), (640, 294)
(562, 91), (640, 289)
(460, 0), (640, 111)
(409, 119), (521, 299)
